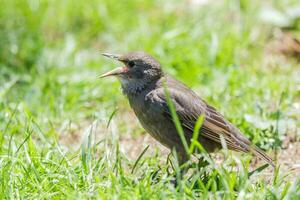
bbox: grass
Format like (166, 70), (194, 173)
(1, 0), (300, 199)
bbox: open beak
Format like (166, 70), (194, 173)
(98, 53), (127, 78)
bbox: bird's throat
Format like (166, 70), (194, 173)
(120, 78), (148, 95)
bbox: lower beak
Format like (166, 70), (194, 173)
(98, 67), (127, 78)
(99, 52), (127, 78)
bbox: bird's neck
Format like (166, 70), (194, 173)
(120, 78), (158, 95)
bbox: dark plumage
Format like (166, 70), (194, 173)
(100, 51), (274, 167)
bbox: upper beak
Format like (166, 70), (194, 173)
(98, 52), (126, 78)
(101, 53), (122, 61)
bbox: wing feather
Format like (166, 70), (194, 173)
(145, 76), (274, 166)
(146, 84), (250, 152)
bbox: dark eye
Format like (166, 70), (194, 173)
(128, 61), (135, 68)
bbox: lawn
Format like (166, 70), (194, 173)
(0, 0), (300, 199)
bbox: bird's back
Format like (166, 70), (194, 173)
(127, 75), (274, 166)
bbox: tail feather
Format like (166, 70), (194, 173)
(250, 145), (275, 167)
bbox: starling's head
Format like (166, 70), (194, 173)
(99, 51), (163, 93)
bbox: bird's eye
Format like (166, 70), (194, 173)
(128, 61), (135, 68)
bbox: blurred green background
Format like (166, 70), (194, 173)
(0, 0), (299, 198)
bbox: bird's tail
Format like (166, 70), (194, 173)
(250, 145), (275, 167)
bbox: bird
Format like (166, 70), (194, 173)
(99, 51), (274, 167)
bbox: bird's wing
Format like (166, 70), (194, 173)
(145, 76), (274, 166)
(146, 82), (250, 153)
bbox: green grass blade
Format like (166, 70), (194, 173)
(163, 83), (189, 156)
(131, 145), (149, 174)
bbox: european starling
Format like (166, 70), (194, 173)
(99, 51), (274, 167)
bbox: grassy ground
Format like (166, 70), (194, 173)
(1, 0), (300, 199)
